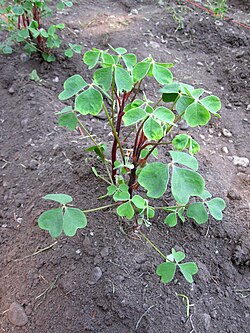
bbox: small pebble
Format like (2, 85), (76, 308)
(8, 302), (28, 327)
(179, 119), (189, 130)
(88, 266), (102, 285)
(215, 20), (223, 26)
(246, 104), (250, 112)
(232, 156), (249, 168)
(222, 128), (232, 137)
(75, 249), (81, 255)
(20, 53), (30, 62)
(53, 77), (59, 83)
(197, 61), (204, 67)
(221, 146), (229, 154)
(148, 41), (160, 49)
(8, 86), (15, 94)
(130, 9), (138, 15)
(28, 159), (39, 170)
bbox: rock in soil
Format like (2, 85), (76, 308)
(88, 266), (103, 285)
(8, 302), (28, 327)
(232, 156), (249, 167)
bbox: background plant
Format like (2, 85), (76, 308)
(0, 0), (82, 61)
(206, 0), (228, 18)
(38, 46), (226, 284)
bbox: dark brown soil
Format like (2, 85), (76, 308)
(0, 1), (249, 332)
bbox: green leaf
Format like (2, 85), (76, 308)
(171, 166), (205, 204)
(185, 102), (211, 127)
(159, 82), (180, 93)
(18, 28), (29, 40)
(123, 107), (147, 126)
(132, 195), (146, 209)
(123, 53), (137, 70)
(94, 66), (112, 91)
(57, 2), (65, 10)
(199, 190), (212, 200)
(64, 48), (74, 58)
(164, 213), (177, 227)
(147, 206), (155, 218)
(172, 249), (185, 263)
(115, 66), (133, 92)
(117, 201), (134, 219)
(83, 50), (100, 69)
(29, 69), (40, 82)
(59, 75), (88, 100)
(113, 190), (130, 202)
(43, 193), (73, 205)
(152, 63), (173, 85)
(107, 184), (117, 196)
(63, 207), (87, 236)
(179, 262), (198, 283)
(170, 151), (198, 171)
(12, 5), (24, 15)
(178, 207), (185, 222)
(162, 93), (179, 103)
(29, 27), (40, 38)
(58, 112), (78, 130)
(115, 47), (127, 54)
(56, 106), (72, 115)
(138, 162), (169, 198)
(143, 117), (163, 141)
(38, 208), (63, 238)
(187, 202), (208, 224)
(75, 87), (103, 115)
(206, 198), (226, 220)
(2, 45), (13, 54)
(200, 95), (221, 114)
(156, 262), (176, 284)
(69, 44), (82, 54)
(189, 138), (200, 155)
(176, 95), (195, 115)
(172, 134), (189, 151)
(132, 61), (151, 82)
(191, 88), (205, 99)
(154, 107), (175, 124)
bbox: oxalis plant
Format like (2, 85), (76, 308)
(0, 0), (81, 61)
(38, 46), (226, 284)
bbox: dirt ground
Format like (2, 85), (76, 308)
(0, 0), (249, 332)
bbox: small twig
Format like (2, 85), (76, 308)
(176, 293), (194, 317)
(34, 275), (59, 309)
(189, 314), (197, 333)
(135, 304), (155, 330)
(14, 241), (57, 262)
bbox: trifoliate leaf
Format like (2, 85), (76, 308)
(170, 151), (198, 171)
(63, 207), (87, 236)
(115, 47), (127, 54)
(152, 63), (173, 85)
(172, 249), (185, 263)
(164, 213), (177, 227)
(58, 112), (78, 130)
(179, 262), (198, 283)
(176, 95), (195, 115)
(115, 66), (133, 92)
(185, 102), (211, 127)
(83, 50), (100, 69)
(143, 117), (164, 141)
(159, 82), (180, 94)
(132, 61), (151, 82)
(187, 202), (208, 224)
(131, 195), (146, 209)
(123, 107), (147, 126)
(138, 162), (169, 198)
(191, 88), (205, 99)
(75, 87), (103, 115)
(171, 166), (205, 204)
(156, 262), (176, 284)
(172, 134), (189, 151)
(59, 75), (88, 100)
(117, 201), (134, 219)
(206, 198), (226, 220)
(38, 208), (63, 238)
(154, 107), (175, 124)
(43, 193), (73, 205)
(200, 95), (221, 114)
(123, 53), (137, 70)
(94, 66), (112, 91)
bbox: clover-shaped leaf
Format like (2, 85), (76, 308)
(179, 262), (198, 283)
(43, 193), (73, 205)
(63, 207), (87, 236)
(38, 208), (63, 238)
(206, 197), (226, 220)
(75, 87), (103, 115)
(156, 262), (176, 284)
(138, 162), (169, 198)
(164, 213), (177, 227)
(187, 202), (208, 224)
(58, 74), (87, 100)
(116, 201), (134, 219)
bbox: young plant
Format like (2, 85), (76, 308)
(206, 0), (228, 18)
(0, 0), (81, 61)
(38, 46), (226, 284)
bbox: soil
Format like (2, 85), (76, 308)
(0, 0), (249, 332)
